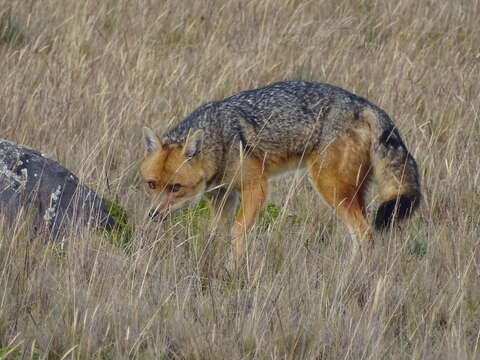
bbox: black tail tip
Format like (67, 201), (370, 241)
(374, 192), (421, 231)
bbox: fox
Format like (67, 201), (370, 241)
(140, 81), (421, 266)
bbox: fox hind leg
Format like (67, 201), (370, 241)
(307, 135), (373, 249)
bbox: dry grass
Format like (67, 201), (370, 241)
(0, 0), (479, 358)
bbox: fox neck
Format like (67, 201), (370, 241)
(197, 143), (229, 190)
(195, 153), (219, 190)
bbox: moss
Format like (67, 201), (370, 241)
(102, 198), (134, 249)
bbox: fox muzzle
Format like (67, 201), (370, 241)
(147, 206), (170, 221)
(148, 208), (160, 218)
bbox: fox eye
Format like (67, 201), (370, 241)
(169, 183), (181, 192)
(147, 181), (156, 189)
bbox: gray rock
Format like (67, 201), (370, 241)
(0, 139), (116, 240)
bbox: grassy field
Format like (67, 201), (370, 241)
(0, 0), (479, 358)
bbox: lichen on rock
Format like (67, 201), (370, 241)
(43, 185), (62, 225)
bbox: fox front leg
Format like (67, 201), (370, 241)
(206, 187), (239, 230)
(230, 181), (268, 269)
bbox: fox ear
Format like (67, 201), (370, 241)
(183, 129), (204, 158)
(143, 127), (161, 153)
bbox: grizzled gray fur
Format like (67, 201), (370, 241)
(164, 81), (398, 155)
(0, 139), (115, 240)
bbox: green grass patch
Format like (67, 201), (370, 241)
(260, 202), (302, 228)
(169, 198), (211, 234)
(259, 203), (281, 226)
(0, 345), (20, 359)
(0, 9), (25, 47)
(0, 345), (40, 359)
(409, 231), (428, 259)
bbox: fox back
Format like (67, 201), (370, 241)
(164, 81), (381, 155)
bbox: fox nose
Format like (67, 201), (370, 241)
(148, 209), (160, 218)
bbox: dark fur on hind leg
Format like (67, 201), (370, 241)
(374, 191), (421, 230)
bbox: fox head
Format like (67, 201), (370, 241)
(140, 127), (207, 219)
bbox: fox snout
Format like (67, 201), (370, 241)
(147, 205), (172, 221)
(148, 208), (161, 219)
(147, 200), (174, 220)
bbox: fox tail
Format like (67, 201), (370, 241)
(362, 108), (422, 230)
